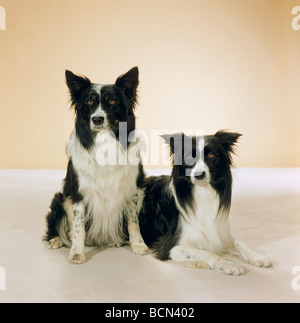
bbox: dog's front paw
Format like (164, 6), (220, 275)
(247, 256), (273, 268)
(69, 253), (86, 265)
(131, 242), (149, 255)
(214, 259), (244, 276)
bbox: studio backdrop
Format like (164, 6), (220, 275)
(0, 0), (299, 169)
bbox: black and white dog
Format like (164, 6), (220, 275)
(44, 67), (149, 264)
(139, 131), (273, 275)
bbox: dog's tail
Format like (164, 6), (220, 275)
(43, 192), (66, 242)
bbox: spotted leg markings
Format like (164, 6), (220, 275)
(128, 191), (149, 255)
(68, 202), (86, 264)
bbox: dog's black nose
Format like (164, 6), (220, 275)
(195, 171), (206, 180)
(92, 116), (104, 126)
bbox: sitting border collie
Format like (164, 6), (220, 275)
(44, 67), (149, 264)
(139, 131), (273, 275)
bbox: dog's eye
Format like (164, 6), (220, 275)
(208, 153), (215, 159)
(109, 99), (115, 105)
(87, 100), (94, 106)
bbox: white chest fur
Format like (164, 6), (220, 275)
(66, 131), (141, 246)
(178, 184), (234, 253)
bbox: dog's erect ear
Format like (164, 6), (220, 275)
(65, 70), (91, 105)
(160, 133), (184, 157)
(115, 67), (139, 101)
(214, 131), (242, 153)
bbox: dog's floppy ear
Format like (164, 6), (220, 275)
(160, 133), (184, 157)
(115, 67), (139, 102)
(65, 70), (91, 105)
(214, 130), (242, 153)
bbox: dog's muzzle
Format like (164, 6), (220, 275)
(191, 166), (210, 185)
(92, 116), (104, 126)
(194, 171), (206, 181)
(90, 107), (107, 131)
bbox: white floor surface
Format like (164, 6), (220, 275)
(0, 168), (299, 303)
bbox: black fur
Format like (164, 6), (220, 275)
(45, 192), (66, 241)
(139, 175), (180, 260)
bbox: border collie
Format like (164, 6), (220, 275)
(139, 131), (273, 275)
(44, 67), (149, 264)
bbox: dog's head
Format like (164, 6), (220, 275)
(65, 67), (139, 148)
(161, 131), (242, 189)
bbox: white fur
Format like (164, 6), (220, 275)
(67, 131), (142, 246)
(56, 130), (149, 264)
(190, 138), (210, 184)
(169, 181), (273, 275)
(179, 184), (234, 253)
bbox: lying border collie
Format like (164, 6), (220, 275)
(44, 67), (149, 264)
(139, 131), (273, 275)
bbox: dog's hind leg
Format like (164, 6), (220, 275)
(169, 245), (244, 276)
(48, 237), (64, 250)
(44, 192), (68, 250)
(127, 189), (149, 255)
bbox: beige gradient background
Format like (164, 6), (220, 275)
(0, 0), (299, 169)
